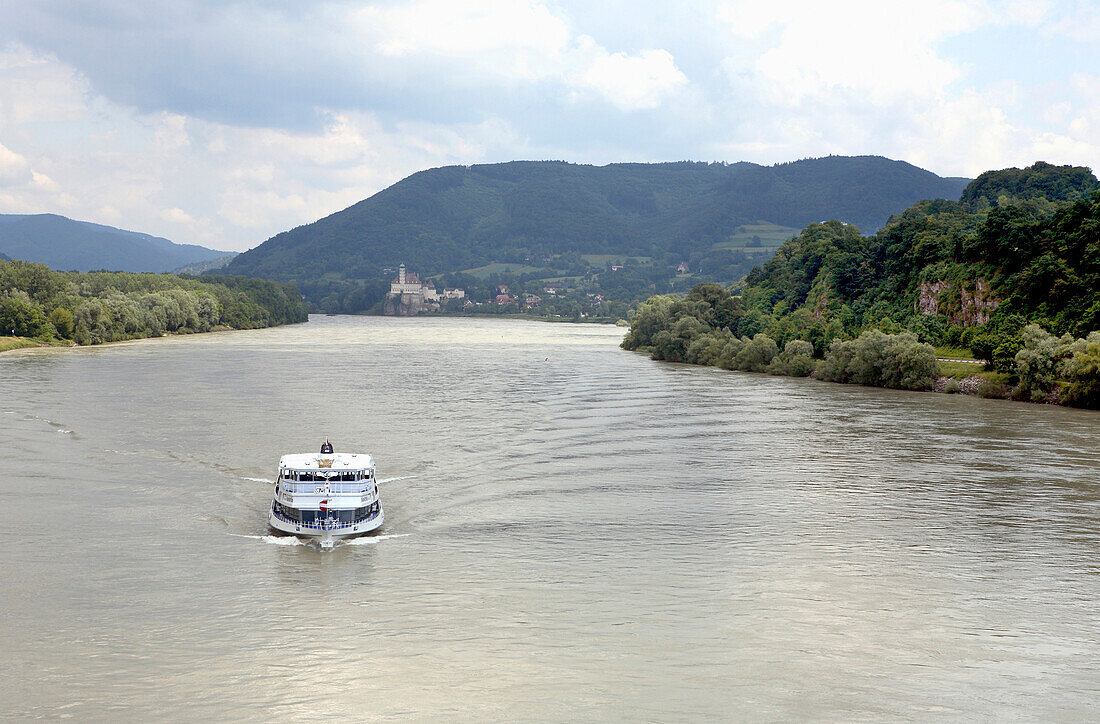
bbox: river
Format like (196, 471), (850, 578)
(2, 315), (1099, 720)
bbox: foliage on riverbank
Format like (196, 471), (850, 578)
(0, 260), (307, 346)
(622, 284), (939, 390)
(734, 163), (1100, 359)
(623, 163), (1100, 407)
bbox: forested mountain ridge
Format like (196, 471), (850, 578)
(222, 156), (969, 292)
(0, 214), (233, 273)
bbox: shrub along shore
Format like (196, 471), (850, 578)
(622, 283), (1100, 408)
(0, 259), (308, 348)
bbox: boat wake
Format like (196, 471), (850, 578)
(229, 533), (308, 546)
(229, 533), (409, 547)
(243, 477), (273, 483)
(341, 533), (411, 546)
(377, 475), (415, 484)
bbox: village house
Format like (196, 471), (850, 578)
(524, 294), (541, 308)
(423, 280), (440, 302)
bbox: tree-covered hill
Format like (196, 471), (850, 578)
(960, 161), (1099, 211)
(0, 214), (233, 273)
(737, 162), (1100, 344)
(622, 161), (1100, 406)
(222, 156), (969, 296)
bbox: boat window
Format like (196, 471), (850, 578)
(275, 502), (301, 521)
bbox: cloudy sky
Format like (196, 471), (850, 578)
(0, 0), (1097, 251)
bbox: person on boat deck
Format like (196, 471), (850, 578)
(320, 439), (333, 454)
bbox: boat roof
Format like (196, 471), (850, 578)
(279, 452), (374, 470)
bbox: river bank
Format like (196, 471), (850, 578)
(0, 336), (45, 353)
(373, 310), (623, 324)
(0, 324), (271, 355)
(623, 285), (1100, 410)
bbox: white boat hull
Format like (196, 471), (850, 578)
(268, 509), (384, 548)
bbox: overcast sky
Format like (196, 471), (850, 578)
(0, 0), (1097, 251)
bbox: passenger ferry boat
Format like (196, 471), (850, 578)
(269, 444), (383, 548)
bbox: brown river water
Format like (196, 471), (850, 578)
(2, 315), (1099, 720)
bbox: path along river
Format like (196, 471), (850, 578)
(2, 315), (1100, 720)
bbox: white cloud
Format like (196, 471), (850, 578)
(355, 0), (689, 111)
(574, 42), (687, 111)
(0, 45), (531, 250)
(30, 171), (56, 190)
(718, 0), (987, 107)
(0, 44), (87, 124)
(162, 207), (193, 223)
(360, 0), (571, 80)
(0, 140), (30, 186)
(154, 113), (190, 151)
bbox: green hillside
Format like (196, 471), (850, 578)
(222, 156), (969, 311)
(622, 162), (1100, 406)
(0, 213), (231, 273)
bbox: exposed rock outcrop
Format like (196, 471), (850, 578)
(917, 278), (998, 326)
(382, 292), (425, 316)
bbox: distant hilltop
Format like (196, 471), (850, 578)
(221, 156), (971, 292)
(0, 213), (234, 273)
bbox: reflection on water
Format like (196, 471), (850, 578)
(2, 315), (1100, 720)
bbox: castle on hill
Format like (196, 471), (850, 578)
(383, 264), (463, 316)
(389, 264), (434, 298)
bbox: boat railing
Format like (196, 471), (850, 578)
(271, 507), (380, 530)
(280, 481), (371, 495)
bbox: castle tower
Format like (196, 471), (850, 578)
(398, 264), (406, 284)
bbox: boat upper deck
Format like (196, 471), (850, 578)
(278, 452), (375, 471)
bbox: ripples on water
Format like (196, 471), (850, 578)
(2, 316), (1100, 720)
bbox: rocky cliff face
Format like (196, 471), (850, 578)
(917, 278), (998, 325)
(382, 292), (425, 316)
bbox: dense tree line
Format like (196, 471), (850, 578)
(0, 260), (307, 345)
(623, 162), (1100, 406)
(622, 284), (939, 390)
